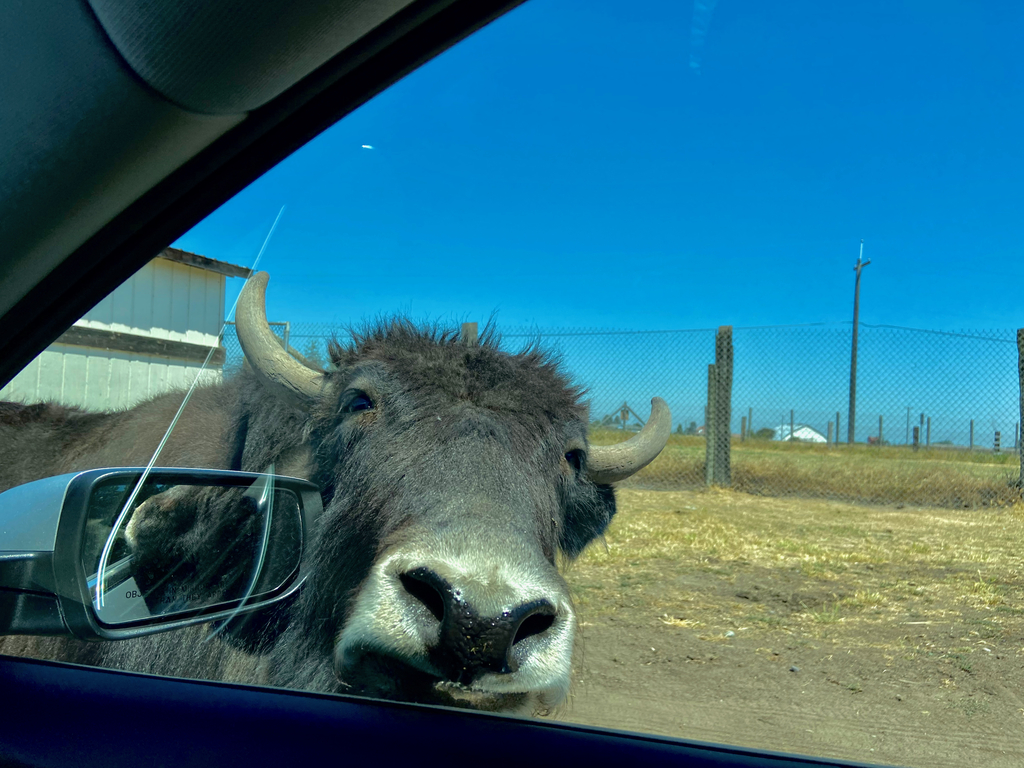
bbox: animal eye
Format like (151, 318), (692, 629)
(342, 393), (374, 414)
(564, 450), (583, 473)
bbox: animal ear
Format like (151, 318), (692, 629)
(559, 484), (616, 559)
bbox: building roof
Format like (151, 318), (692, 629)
(158, 247), (250, 278)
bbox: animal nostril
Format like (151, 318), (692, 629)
(512, 606), (556, 646)
(399, 571), (446, 624)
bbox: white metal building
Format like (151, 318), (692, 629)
(0, 249), (248, 412)
(772, 423), (828, 443)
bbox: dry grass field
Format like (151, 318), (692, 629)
(561, 486), (1024, 767)
(589, 429), (1023, 508)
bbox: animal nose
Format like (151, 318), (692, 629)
(399, 566), (558, 684)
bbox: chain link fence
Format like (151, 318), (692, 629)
(222, 321), (1023, 509)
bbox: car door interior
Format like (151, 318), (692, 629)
(0, 0), (526, 388)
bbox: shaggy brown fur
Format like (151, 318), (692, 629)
(0, 322), (616, 711)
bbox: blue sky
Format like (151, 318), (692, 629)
(176, 0), (1024, 334)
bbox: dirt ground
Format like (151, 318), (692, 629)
(557, 489), (1024, 768)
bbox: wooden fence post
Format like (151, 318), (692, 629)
(705, 364), (717, 486)
(1019, 329), (1024, 489)
(713, 326), (733, 485)
(461, 322), (478, 346)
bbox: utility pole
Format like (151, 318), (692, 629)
(848, 240), (870, 444)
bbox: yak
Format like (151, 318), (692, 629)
(0, 272), (670, 714)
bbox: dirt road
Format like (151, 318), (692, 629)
(557, 489), (1024, 768)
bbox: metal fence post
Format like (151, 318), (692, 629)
(913, 426), (920, 451)
(995, 431), (1001, 454)
(740, 416), (747, 442)
(878, 415), (883, 445)
(835, 411), (841, 446)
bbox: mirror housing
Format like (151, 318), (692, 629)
(0, 468), (322, 641)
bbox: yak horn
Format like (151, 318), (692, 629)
(587, 398), (671, 484)
(236, 272), (323, 410)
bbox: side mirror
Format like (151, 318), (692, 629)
(0, 469), (322, 641)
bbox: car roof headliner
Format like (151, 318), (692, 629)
(0, 0), (524, 389)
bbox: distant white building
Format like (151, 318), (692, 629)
(772, 423), (828, 443)
(0, 248), (248, 412)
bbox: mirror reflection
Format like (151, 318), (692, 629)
(83, 475), (302, 625)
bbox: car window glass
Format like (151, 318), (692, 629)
(2, 2), (1024, 766)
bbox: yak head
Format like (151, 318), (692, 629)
(230, 272), (670, 714)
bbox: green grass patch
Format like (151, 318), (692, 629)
(573, 488), (1024, 651)
(589, 429), (1023, 509)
